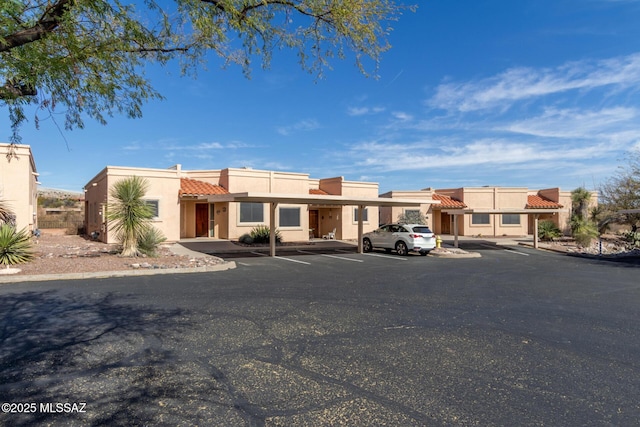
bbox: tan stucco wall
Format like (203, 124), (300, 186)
(378, 186), (598, 237)
(86, 164), (462, 243)
(379, 190), (436, 231)
(84, 166), (181, 243)
(0, 144), (38, 231)
(437, 187), (530, 236)
(332, 178), (379, 239)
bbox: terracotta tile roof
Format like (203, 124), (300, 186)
(179, 178), (229, 196)
(433, 193), (466, 208)
(526, 194), (563, 209)
(310, 189), (330, 195)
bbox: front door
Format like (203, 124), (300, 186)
(309, 210), (319, 238)
(196, 204), (209, 237)
(441, 213), (451, 234)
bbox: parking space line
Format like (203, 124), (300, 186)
(478, 244), (530, 256)
(363, 253), (408, 261)
(251, 251), (311, 264)
(274, 256), (311, 265)
(297, 250), (364, 262)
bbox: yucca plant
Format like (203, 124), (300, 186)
(0, 224), (34, 267)
(570, 216), (599, 247)
(106, 176), (154, 257)
(0, 199), (16, 227)
(137, 226), (167, 257)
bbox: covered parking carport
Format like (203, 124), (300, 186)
(441, 208), (563, 249)
(208, 192), (439, 256)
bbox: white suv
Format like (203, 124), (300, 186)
(362, 224), (436, 256)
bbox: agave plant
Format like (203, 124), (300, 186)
(538, 220), (562, 242)
(250, 225), (282, 244)
(0, 224), (34, 267)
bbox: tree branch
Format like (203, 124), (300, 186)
(0, 0), (73, 52)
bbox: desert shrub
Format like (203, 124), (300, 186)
(137, 227), (167, 257)
(0, 225), (34, 267)
(239, 233), (254, 244)
(250, 225), (282, 244)
(538, 220), (562, 241)
(397, 211), (427, 224)
(623, 230), (640, 249)
(570, 217), (599, 247)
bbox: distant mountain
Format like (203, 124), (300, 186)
(38, 187), (84, 200)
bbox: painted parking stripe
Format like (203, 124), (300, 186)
(478, 244), (530, 256)
(275, 256), (311, 265)
(297, 250), (364, 262)
(363, 253), (408, 261)
(252, 251), (311, 264)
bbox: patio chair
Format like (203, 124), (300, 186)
(323, 228), (336, 239)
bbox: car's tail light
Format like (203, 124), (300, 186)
(409, 234), (422, 238)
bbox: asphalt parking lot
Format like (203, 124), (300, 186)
(1, 245), (639, 426)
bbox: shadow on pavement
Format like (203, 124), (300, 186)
(179, 240), (358, 259)
(0, 290), (204, 426)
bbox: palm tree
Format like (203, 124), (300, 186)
(106, 176), (153, 257)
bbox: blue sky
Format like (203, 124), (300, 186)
(4, 0), (640, 193)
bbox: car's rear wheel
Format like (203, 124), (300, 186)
(395, 241), (408, 256)
(420, 250), (429, 256)
(363, 238), (373, 253)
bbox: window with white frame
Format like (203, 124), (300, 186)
(502, 213), (521, 225)
(472, 213), (490, 225)
(239, 202), (264, 223)
(354, 207), (369, 222)
(279, 207), (301, 227)
(145, 200), (160, 219)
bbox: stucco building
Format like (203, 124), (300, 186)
(84, 165), (384, 244)
(0, 143), (39, 231)
(380, 186), (597, 237)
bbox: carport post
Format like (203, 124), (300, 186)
(533, 214), (539, 249)
(357, 204), (365, 254)
(453, 214), (459, 248)
(270, 202), (277, 257)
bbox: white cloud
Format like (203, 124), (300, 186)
(349, 138), (619, 172)
(503, 106), (639, 140)
(392, 111), (413, 121)
(428, 52), (640, 112)
(276, 119), (320, 136)
(347, 106), (385, 116)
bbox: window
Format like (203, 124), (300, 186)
(240, 202), (263, 223)
(472, 213), (490, 225)
(279, 207), (301, 227)
(502, 213), (521, 225)
(145, 200), (159, 218)
(354, 207), (368, 222)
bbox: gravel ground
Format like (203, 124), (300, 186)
(9, 233), (224, 276)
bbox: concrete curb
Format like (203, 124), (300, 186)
(429, 251), (482, 259)
(0, 261), (237, 284)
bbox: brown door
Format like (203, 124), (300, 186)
(196, 204), (209, 237)
(309, 210), (319, 238)
(441, 213), (451, 234)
